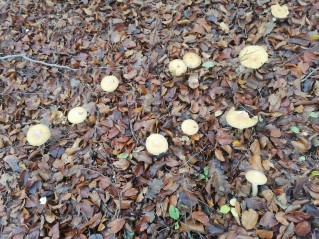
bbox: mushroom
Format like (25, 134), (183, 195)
(26, 124), (51, 146)
(225, 107), (258, 129)
(67, 107), (87, 124)
(145, 133), (168, 155)
(181, 119), (199, 136)
(239, 45), (268, 69)
(183, 52), (202, 69)
(271, 3), (289, 19)
(245, 170), (267, 196)
(101, 75), (119, 92)
(168, 59), (187, 76)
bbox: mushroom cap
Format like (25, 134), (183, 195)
(239, 45), (268, 69)
(183, 52), (202, 69)
(181, 119), (199, 136)
(225, 107), (258, 129)
(245, 170), (267, 185)
(168, 59), (187, 76)
(67, 106), (88, 124)
(145, 133), (169, 155)
(101, 75), (119, 92)
(26, 124), (51, 146)
(271, 3), (289, 19)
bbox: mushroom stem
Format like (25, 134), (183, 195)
(251, 183), (258, 197)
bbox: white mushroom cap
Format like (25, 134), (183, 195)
(145, 133), (169, 155)
(181, 119), (199, 136)
(168, 59), (187, 76)
(245, 170), (267, 196)
(67, 107), (88, 124)
(101, 75), (119, 92)
(26, 124), (51, 146)
(239, 45), (268, 69)
(225, 107), (258, 129)
(183, 52), (202, 69)
(245, 170), (267, 185)
(271, 3), (289, 19)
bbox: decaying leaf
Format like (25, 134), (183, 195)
(242, 209), (259, 230)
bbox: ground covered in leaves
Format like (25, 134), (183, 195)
(1, 0), (319, 238)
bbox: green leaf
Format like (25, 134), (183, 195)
(199, 174), (206, 180)
(220, 205), (231, 214)
(117, 153), (129, 159)
(169, 205), (180, 220)
(174, 222), (180, 230)
(203, 166), (209, 176)
(290, 126), (300, 134)
(309, 112), (319, 118)
(202, 61), (215, 68)
(299, 156), (306, 162)
(123, 230), (134, 239)
(311, 171), (319, 177)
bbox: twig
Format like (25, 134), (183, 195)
(301, 66), (319, 82)
(181, 144), (209, 168)
(0, 54), (76, 71)
(294, 100), (319, 107)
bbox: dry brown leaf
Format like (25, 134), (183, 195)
(294, 221), (311, 237)
(180, 221), (206, 234)
(107, 218), (126, 234)
(192, 211), (210, 226)
(242, 208), (259, 230)
(256, 229), (274, 239)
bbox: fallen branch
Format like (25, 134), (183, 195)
(301, 66), (319, 82)
(0, 54), (76, 71)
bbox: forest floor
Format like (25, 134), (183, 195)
(0, 0), (319, 238)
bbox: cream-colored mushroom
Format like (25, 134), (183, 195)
(271, 3), (289, 19)
(168, 59), (187, 76)
(101, 75), (119, 92)
(26, 124), (51, 146)
(181, 119), (199, 136)
(145, 133), (168, 155)
(245, 170), (267, 196)
(239, 45), (268, 69)
(225, 107), (258, 129)
(67, 107), (87, 124)
(183, 52), (202, 69)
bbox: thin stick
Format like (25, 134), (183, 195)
(0, 54), (76, 71)
(301, 66), (319, 82)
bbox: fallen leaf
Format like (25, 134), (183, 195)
(242, 208), (258, 230)
(107, 218), (126, 234)
(192, 211), (210, 226)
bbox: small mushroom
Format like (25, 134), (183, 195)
(101, 75), (119, 92)
(26, 124), (51, 146)
(271, 3), (289, 19)
(168, 59), (187, 76)
(181, 119), (199, 136)
(183, 52), (202, 69)
(67, 107), (87, 124)
(245, 170), (267, 196)
(225, 107), (258, 129)
(239, 45), (268, 69)
(145, 133), (168, 155)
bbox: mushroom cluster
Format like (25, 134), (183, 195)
(168, 52), (201, 76)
